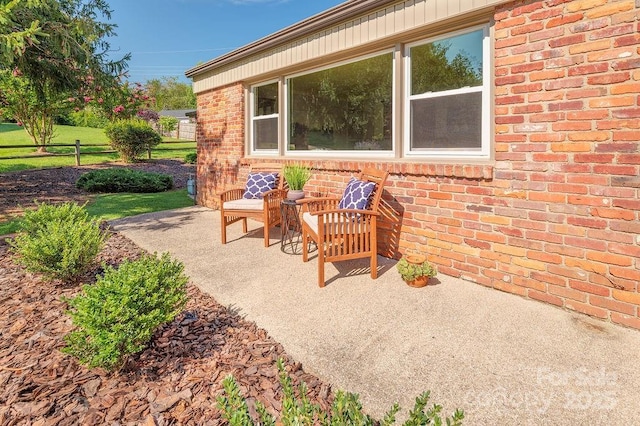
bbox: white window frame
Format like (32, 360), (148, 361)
(403, 25), (491, 159)
(283, 49), (396, 158)
(249, 80), (279, 156)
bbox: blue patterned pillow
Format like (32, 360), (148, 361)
(243, 172), (278, 199)
(338, 177), (376, 210)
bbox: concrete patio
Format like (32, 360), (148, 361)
(111, 206), (640, 425)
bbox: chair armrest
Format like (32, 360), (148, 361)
(297, 197), (340, 213)
(262, 188), (287, 201)
(310, 208), (380, 217)
(220, 188), (244, 203)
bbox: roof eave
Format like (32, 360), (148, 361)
(185, 0), (393, 79)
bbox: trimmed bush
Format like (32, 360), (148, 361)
(184, 152), (197, 164)
(76, 168), (173, 193)
(218, 359), (464, 425)
(105, 118), (162, 162)
(62, 252), (189, 371)
(9, 202), (108, 282)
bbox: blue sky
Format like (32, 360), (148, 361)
(106, 0), (344, 84)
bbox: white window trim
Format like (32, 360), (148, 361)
(403, 24), (490, 159)
(283, 49), (396, 158)
(249, 80), (279, 156)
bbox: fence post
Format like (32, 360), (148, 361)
(75, 140), (81, 166)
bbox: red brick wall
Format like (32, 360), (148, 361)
(195, 83), (245, 208)
(195, 0), (640, 330)
(492, 0), (640, 329)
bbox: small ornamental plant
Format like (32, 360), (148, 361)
(283, 164), (311, 190)
(397, 255), (437, 283)
(62, 252), (188, 371)
(217, 359), (464, 425)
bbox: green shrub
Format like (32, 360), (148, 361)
(69, 105), (109, 128)
(218, 359), (464, 426)
(76, 168), (173, 193)
(9, 202), (108, 282)
(184, 152), (197, 164)
(62, 252), (189, 371)
(105, 118), (162, 162)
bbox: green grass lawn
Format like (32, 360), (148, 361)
(0, 190), (194, 236)
(0, 123), (196, 173)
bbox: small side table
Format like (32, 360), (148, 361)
(280, 199), (303, 254)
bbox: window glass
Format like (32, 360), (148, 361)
(254, 82), (278, 116)
(287, 53), (393, 151)
(410, 91), (482, 150)
(253, 117), (278, 150)
(408, 28), (486, 154)
(251, 82), (278, 151)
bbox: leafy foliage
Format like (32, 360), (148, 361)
(0, 69), (65, 150)
(137, 109), (160, 123)
(1, 0), (128, 98)
(218, 359), (464, 425)
(105, 118), (162, 162)
(76, 168), (173, 193)
(62, 252), (189, 371)
(184, 152), (197, 164)
(159, 116), (179, 135)
(0, 0), (48, 65)
(69, 105), (109, 128)
(9, 202), (108, 282)
(283, 164), (311, 190)
(145, 76), (196, 110)
(0, 0), (128, 149)
(396, 257), (437, 282)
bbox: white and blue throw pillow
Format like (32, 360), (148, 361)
(338, 177), (376, 210)
(243, 172), (278, 199)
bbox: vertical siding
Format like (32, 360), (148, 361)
(192, 0), (504, 93)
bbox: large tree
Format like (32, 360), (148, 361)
(0, 0), (128, 151)
(144, 76), (196, 111)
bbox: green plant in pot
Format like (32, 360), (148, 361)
(283, 163), (311, 200)
(397, 254), (437, 288)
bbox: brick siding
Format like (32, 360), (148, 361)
(195, 0), (640, 330)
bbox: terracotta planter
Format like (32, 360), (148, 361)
(403, 254), (430, 288)
(405, 254), (426, 265)
(406, 275), (429, 288)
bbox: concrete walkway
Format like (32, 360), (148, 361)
(111, 206), (640, 425)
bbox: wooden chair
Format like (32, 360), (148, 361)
(299, 168), (389, 287)
(220, 163), (286, 247)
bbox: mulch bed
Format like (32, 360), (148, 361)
(0, 162), (335, 424)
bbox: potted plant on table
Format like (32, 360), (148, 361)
(283, 164), (311, 200)
(397, 254), (437, 288)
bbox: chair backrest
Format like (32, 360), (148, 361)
(356, 168), (389, 212)
(249, 162), (286, 190)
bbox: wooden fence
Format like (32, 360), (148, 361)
(0, 140), (194, 166)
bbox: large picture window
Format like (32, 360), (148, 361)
(405, 27), (490, 157)
(251, 81), (279, 152)
(286, 52), (393, 153)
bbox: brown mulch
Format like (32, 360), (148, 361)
(0, 160), (196, 222)
(0, 163), (335, 424)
